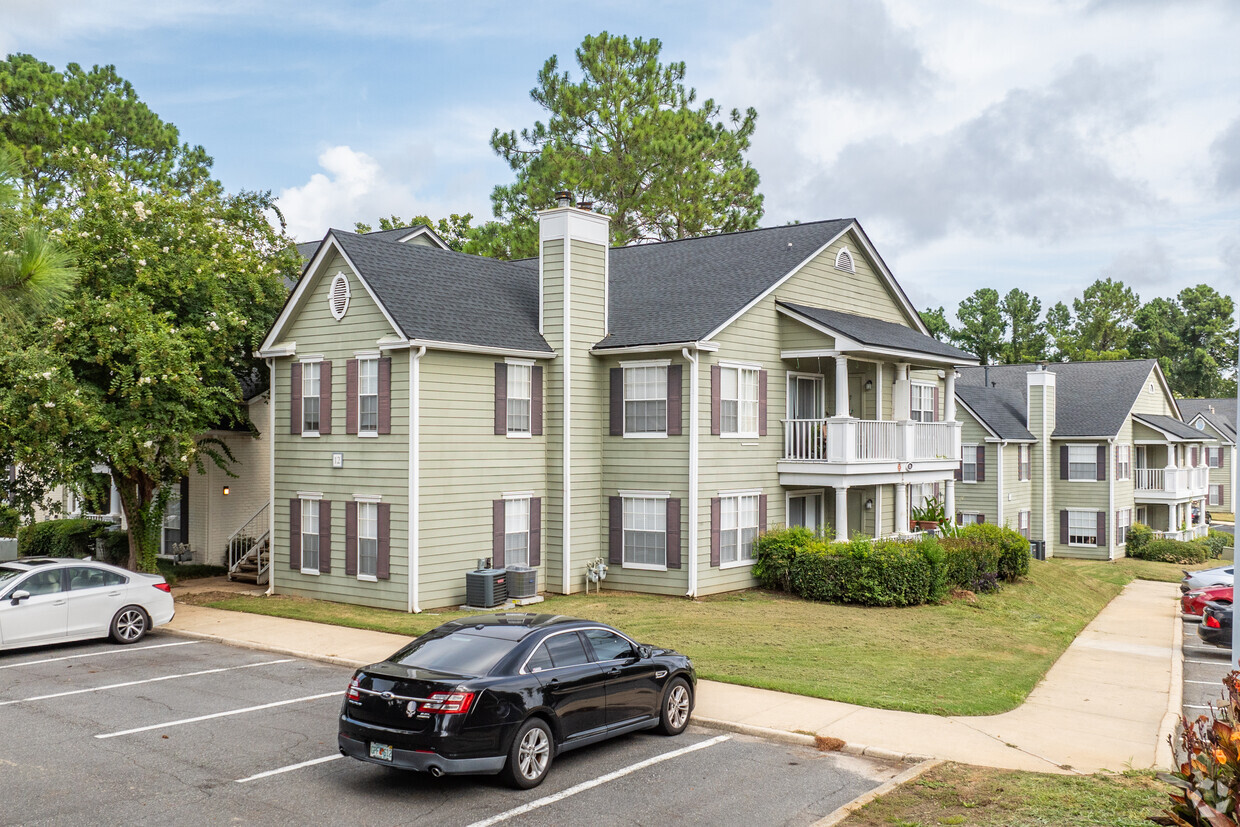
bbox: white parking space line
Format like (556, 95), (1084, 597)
(96, 691), (344, 739)
(464, 734), (732, 827)
(0, 641), (200, 670)
(1185, 704), (1216, 710)
(0, 659), (293, 706)
(1186, 679), (1229, 685)
(235, 754), (345, 783)
(1185, 659), (1233, 666)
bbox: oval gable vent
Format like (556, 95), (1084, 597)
(329, 272), (351, 320)
(834, 248), (855, 273)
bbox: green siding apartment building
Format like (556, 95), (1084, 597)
(953, 361), (1216, 560)
(258, 200), (980, 610)
(1178, 399), (1237, 517)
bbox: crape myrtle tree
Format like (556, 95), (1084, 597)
(7, 154), (298, 571)
(486, 32), (763, 257)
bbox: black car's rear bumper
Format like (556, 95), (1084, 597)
(1199, 624), (1232, 647)
(338, 730), (506, 775)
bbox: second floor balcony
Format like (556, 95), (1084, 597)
(780, 417), (962, 483)
(1133, 466), (1210, 501)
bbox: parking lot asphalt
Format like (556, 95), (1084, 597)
(0, 633), (899, 827)
(1181, 614), (1233, 719)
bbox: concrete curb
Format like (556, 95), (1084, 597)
(692, 717), (932, 764)
(161, 627), (370, 671)
(812, 759), (944, 826)
(1156, 606), (1185, 771)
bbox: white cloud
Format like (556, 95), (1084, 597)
(277, 146), (414, 240)
(1211, 113), (1240, 195)
(1098, 239), (1173, 288)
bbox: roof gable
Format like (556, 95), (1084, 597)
(955, 385), (1035, 440)
(777, 301), (977, 364)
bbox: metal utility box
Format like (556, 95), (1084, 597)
(505, 566), (537, 599)
(1030, 540), (1046, 561)
(466, 563), (507, 608)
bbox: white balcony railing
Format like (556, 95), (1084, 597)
(1134, 466), (1211, 495)
(783, 418), (961, 464)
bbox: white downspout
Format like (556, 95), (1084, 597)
(683, 347), (700, 598)
(996, 440), (1005, 527)
(561, 239), (573, 595)
(408, 345), (426, 612)
(266, 357), (276, 596)
(1107, 436), (1116, 559)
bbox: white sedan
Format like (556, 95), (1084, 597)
(0, 558), (175, 651)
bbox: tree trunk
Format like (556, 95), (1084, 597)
(114, 469), (163, 573)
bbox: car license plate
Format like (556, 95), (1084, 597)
(369, 742), (393, 762)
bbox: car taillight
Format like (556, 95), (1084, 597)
(418, 692), (475, 714)
(1207, 614), (1221, 629)
(153, 582), (172, 593)
(347, 676), (361, 702)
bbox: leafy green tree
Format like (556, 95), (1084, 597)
(951, 288), (1005, 364)
(920, 306), (952, 342)
(999, 288), (1047, 363)
(0, 54), (213, 212)
(1045, 301), (1076, 361)
(0, 147), (75, 328)
(488, 32), (763, 257)
(1133, 286), (1238, 397)
(353, 213), (477, 252)
(1070, 278), (1139, 358)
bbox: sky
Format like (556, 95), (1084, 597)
(3, 0), (1238, 319)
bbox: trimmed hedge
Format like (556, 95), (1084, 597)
(1126, 523), (1154, 554)
(753, 524), (1031, 607)
(0, 504), (19, 538)
(1206, 530), (1234, 559)
(17, 518), (110, 559)
(1127, 538), (1209, 565)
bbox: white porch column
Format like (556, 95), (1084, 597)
(894, 482), (908, 535)
(944, 370), (956, 421)
(108, 477), (121, 518)
(893, 363), (911, 420)
(875, 363), (884, 421)
(874, 486), (883, 538)
(835, 487), (849, 542)
(946, 479), (956, 523)
(834, 355), (850, 418)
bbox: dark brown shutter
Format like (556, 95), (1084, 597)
(954, 460), (963, 482)
(1060, 510), (1069, 545)
(494, 363), (507, 435)
(956, 511), (962, 524)
(345, 501), (357, 576)
(493, 499), (506, 568)
(610, 368), (624, 436)
(710, 497), (721, 567)
(976, 446), (986, 482)
(289, 499), (301, 570)
(346, 359), (358, 435)
(978, 514), (986, 524)
(666, 498), (681, 569)
(376, 503), (390, 580)
(530, 497), (541, 566)
(758, 493), (768, 532)
(319, 361), (333, 435)
(609, 496), (623, 564)
(1096, 446), (1106, 481)
(378, 357), (392, 435)
(758, 370), (768, 436)
(532, 366), (543, 436)
(1096, 511), (1106, 546)
(290, 363), (302, 435)
(667, 365), (682, 436)
(931, 386), (940, 423)
(179, 476), (190, 544)
(710, 365), (721, 435)
(1060, 445), (1069, 480)
(319, 500), (331, 573)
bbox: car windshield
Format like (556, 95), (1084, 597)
(0, 566), (27, 589)
(393, 632), (517, 676)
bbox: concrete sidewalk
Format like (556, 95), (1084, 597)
(166, 578), (1179, 775)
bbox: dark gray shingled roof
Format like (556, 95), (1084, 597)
(1179, 398), (1238, 441)
(1133, 413), (1212, 441)
(957, 360), (1160, 438)
(595, 219), (865, 349)
(777, 301), (976, 362)
(295, 225), (434, 266)
(331, 231), (553, 354)
(955, 385), (1035, 440)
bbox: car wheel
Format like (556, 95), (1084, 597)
(110, 606), (149, 644)
(657, 677), (692, 736)
(501, 718), (554, 790)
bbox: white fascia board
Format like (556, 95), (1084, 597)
(259, 233), (408, 353)
(774, 303), (977, 367)
(590, 341), (704, 356)
(257, 341), (296, 358)
(394, 226), (450, 249)
(410, 339), (556, 360)
(1188, 414), (1235, 444)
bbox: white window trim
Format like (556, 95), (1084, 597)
(353, 493), (382, 503)
(356, 356), (380, 437)
(1115, 444), (1132, 481)
(961, 443), (978, 484)
(1067, 443), (1100, 482)
(299, 496), (321, 576)
(959, 511), (981, 526)
(910, 381), (936, 422)
(505, 361), (534, 438)
(1067, 508), (1100, 548)
(1017, 444), (1032, 482)
(356, 499), (379, 582)
(785, 489), (825, 533)
(505, 357), (536, 366)
(621, 492), (669, 572)
(622, 361), (670, 439)
(1116, 508), (1131, 546)
(719, 363), (761, 439)
(718, 490), (761, 570)
(503, 495), (532, 569)
(300, 357), (323, 439)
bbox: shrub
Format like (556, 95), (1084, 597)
(17, 518), (109, 559)
(0, 504), (19, 538)
(959, 523), (1030, 582)
(940, 537), (1002, 592)
(1207, 530), (1235, 559)
(1129, 538), (1209, 565)
(1126, 522), (1154, 554)
(751, 526), (817, 594)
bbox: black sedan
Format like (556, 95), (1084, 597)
(337, 613), (696, 788)
(1200, 601), (1234, 648)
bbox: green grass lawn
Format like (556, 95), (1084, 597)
(194, 557), (1159, 716)
(841, 762), (1166, 827)
(156, 561), (228, 585)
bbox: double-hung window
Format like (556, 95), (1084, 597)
(1018, 445), (1031, 481)
(1116, 508), (1131, 546)
(623, 365), (667, 436)
(961, 443), (978, 483)
(1210, 485), (1224, 507)
(1018, 509), (1031, 539)
(358, 358), (378, 435)
(302, 362), (321, 434)
(504, 497), (531, 567)
(1208, 447), (1224, 468)
(720, 366), (759, 437)
(1115, 445), (1131, 481)
(357, 501), (378, 578)
(301, 498), (320, 572)
(959, 512), (981, 527)
(720, 493), (759, 566)
(622, 496), (666, 569)
(1068, 445), (1097, 481)
(910, 384), (935, 422)
(1068, 510), (1098, 546)
(507, 363), (532, 435)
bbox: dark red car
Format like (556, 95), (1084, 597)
(1183, 585), (1233, 617)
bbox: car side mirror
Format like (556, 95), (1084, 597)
(10, 590), (30, 604)
(638, 645), (653, 660)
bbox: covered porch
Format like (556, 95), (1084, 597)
(784, 477), (955, 542)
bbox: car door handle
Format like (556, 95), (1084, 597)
(107, 592), (121, 597)
(546, 678), (560, 688)
(52, 600), (66, 606)
(606, 667), (621, 676)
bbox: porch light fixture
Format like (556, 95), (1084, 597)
(222, 486), (230, 496)
(864, 380), (873, 391)
(864, 498), (874, 510)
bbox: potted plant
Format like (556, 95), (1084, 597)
(910, 497), (948, 533)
